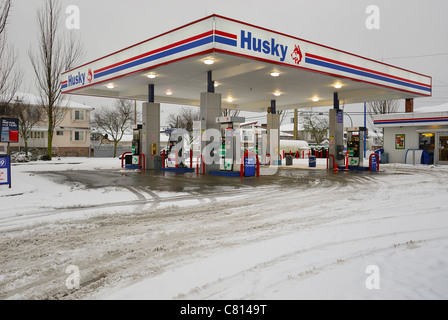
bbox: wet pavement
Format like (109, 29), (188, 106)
(38, 166), (381, 194)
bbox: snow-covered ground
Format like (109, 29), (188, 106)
(1, 157), (447, 300)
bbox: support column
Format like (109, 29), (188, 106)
(267, 100), (280, 165)
(142, 101), (161, 170)
(328, 92), (344, 169)
(200, 91), (221, 173)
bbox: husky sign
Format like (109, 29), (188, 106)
(1, 118), (19, 143)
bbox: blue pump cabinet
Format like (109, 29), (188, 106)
(244, 156), (256, 177)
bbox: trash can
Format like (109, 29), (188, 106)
(153, 155), (162, 170)
(244, 156), (256, 177)
(285, 155), (293, 166)
(125, 154), (133, 165)
(309, 156), (316, 168)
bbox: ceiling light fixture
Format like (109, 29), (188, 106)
(107, 84), (115, 89)
(214, 82), (219, 88)
(226, 97), (234, 103)
(274, 91), (281, 96)
(334, 83), (342, 89)
(312, 97), (319, 102)
(270, 71), (280, 77)
(165, 90), (173, 96)
(147, 73), (156, 79)
(204, 58), (214, 65)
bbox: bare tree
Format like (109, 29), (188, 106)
(367, 99), (398, 142)
(0, 0), (10, 36)
(10, 94), (44, 156)
(221, 108), (240, 118)
(167, 107), (200, 130)
(167, 107), (201, 144)
(0, 0), (21, 107)
(278, 110), (289, 126)
(300, 109), (329, 144)
(92, 99), (134, 158)
(29, 0), (84, 160)
(368, 100), (398, 117)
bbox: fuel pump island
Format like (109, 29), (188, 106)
(61, 14), (431, 178)
(210, 116), (266, 177)
(163, 116), (266, 177)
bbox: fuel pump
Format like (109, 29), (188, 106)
(216, 116), (245, 172)
(128, 124), (142, 167)
(345, 126), (367, 167)
(165, 128), (189, 168)
(131, 124), (142, 155)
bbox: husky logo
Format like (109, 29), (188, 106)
(291, 44), (303, 65)
(87, 68), (93, 83)
(68, 71), (85, 87)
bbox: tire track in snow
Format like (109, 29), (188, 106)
(178, 232), (448, 300)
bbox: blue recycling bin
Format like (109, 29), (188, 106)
(244, 156), (256, 177)
(374, 148), (384, 163)
(422, 150), (433, 165)
(309, 156), (316, 168)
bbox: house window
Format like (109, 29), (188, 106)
(56, 131), (63, 136)
(75, 110), (84, 120)
(74, 131), (84, 141)
(56, 110), (65, 120)
(31, 132), (44, 139)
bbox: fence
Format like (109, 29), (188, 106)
(92, 145), (131, 158)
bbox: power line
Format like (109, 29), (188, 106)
(382, 52), (448, 60)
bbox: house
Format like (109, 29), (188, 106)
(0, 93), (93, 157)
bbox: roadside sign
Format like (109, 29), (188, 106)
(0, 118), (19, 143)
(0, 156), (11, 188)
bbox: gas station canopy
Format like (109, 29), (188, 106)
(61, 15), (432, 112)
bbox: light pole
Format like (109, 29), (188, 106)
(345, 113), (353, 127)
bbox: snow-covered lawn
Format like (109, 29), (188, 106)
(1, 157), (447, 300)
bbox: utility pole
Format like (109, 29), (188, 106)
(134, 100), (137, 125)
(293, 109), (298, 140)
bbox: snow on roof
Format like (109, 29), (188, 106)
(280, 122), (305, 132)
(6, 92), (93, 110)
(415, 102), (448, 113)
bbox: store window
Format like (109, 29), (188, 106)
(419, 132), (435, 164)
(439, 134), (448, 163)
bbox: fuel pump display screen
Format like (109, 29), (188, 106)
(347, 141), (359, 157)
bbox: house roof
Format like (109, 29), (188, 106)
(7, 92), (94, 110)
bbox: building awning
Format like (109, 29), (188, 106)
(374, 112), (448, 127)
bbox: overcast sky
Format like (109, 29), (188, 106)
(5, 0), (448, 126)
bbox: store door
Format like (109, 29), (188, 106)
(439, 134), (448, 165)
